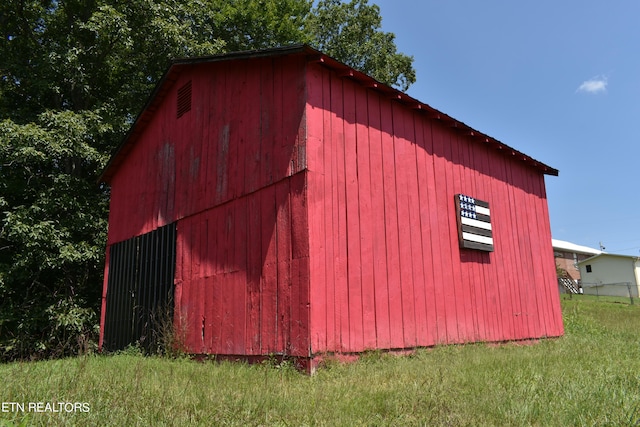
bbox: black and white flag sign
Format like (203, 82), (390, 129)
(455, 194), (493, 252)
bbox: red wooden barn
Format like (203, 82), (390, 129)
(98, 45), (563, 370)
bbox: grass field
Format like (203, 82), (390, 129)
(1, 295), (639, 426)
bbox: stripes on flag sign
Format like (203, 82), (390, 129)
(455, 194), (494, 252)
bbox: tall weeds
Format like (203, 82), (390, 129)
(0, 296), (638, 426)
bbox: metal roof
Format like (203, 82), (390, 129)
(99, 44), (559, 183)
(552, 239), (602, 255)
(577, 252), (640, 264)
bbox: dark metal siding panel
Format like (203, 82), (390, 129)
(103, 223), (177, 352)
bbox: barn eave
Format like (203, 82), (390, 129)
(97, 44), (558, 184)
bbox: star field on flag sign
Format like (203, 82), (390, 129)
(455, 194), (493, 252)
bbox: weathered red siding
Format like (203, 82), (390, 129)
(101, 46), (563, 366)
(104, 55), (311, 357)
(106, 56), (307, 244)
(305, 62), (563, 355)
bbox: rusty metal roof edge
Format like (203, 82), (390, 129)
(171, 43), (310, 66)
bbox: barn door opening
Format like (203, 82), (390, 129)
(103, 223), (177, 352)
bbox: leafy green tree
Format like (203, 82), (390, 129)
(0, 0), (230, 360)
(0, 0), (414, 360)
(201, 0), (312, 51)
(0, 110), (108, 358)
(306, 0), (415, 90)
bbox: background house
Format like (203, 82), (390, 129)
(98, 45), (564, 370)
(578, 254), (640, 298)
(552, 239), (602, 292)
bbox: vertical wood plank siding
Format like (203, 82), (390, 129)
(105, 56), (311, 357)
(305, 63), (563, 354)
(103, 48), (562, 360)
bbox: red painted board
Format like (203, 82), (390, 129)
(444, 132), (466, 343)
(260, 184), (278, 353)
(304, 64), (327, 354)
(487, 155), (510, 341)
(404, 111), (428, 347)
(329, 75), (349, 352)
(391, 103), (417, 347)
(489, 151), (505, 342)
(414, 117), (438, 346)
(290, 175), (309, 260)
(536, 176), (564, 337)
(498, 157), (518, 340)
(196, 217), (207, 353)
(533, 173), (554, 336)
(517, 172), (538, 339)
(259, 58), (275, 186)
(448, 133), (472, 342)
(244, 63), (262, 195)
(232, 197), (248, 355)
(289, 172), (310, 356)
(204, 209), (221, 352)
(276, 179), (292, 354)
(321, 69), (337, 351)
(272, 58), (286, 180)
(380, 99), (404, 349)
(179, 220), (197, 351)
(228, 61), (247, 200)
(218, 203), (234, 354)
(226, 62), (252, 201)
(466, 142), (488, 342)
(246, 192), (263, 354)
(304, 64), (325, 174)
(188, 69), (206, 216)
(290, 256), (310, 357)
(430, 122), (457, 344)
(213, 67), (230, 206)
(455, 134), (477, 341)
(509, 183), (530, 340)
(204, 66), (221, 208)
(529, 172), (556, 337)
(355, 86), (377, 350)
(367, 91), (391, 349)
(343, 80), (364, 352)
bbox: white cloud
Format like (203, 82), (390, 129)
(576, 76), (608, 94)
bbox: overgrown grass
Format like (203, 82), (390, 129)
(1, 295), (639, 426)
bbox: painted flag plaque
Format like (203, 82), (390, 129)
(455, 194), (493, 252)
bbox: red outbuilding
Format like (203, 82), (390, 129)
(98, 45), (563, 371)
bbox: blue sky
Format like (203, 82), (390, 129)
(373, 1), (640, 255)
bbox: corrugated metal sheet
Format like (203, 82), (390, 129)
(103, 223), (176, 352)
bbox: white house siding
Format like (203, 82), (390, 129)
(578, 254), (640, 298)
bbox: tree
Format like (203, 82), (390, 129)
(306, 0), (415, 91)
(0, 0), (230, 360)
(0, 0), (415, 360)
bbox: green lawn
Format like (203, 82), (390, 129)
(1, 295), (639, 426)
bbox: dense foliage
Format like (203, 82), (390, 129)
(0, 0), (414, 360)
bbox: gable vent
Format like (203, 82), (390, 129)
(177, 80), (192, 118)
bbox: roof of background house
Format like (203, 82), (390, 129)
(98, 44), (559, 184)
(552, 239), (602, 255)
(577, 252), (640, 265)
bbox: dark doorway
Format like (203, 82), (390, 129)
(103, 223), (177, 352)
